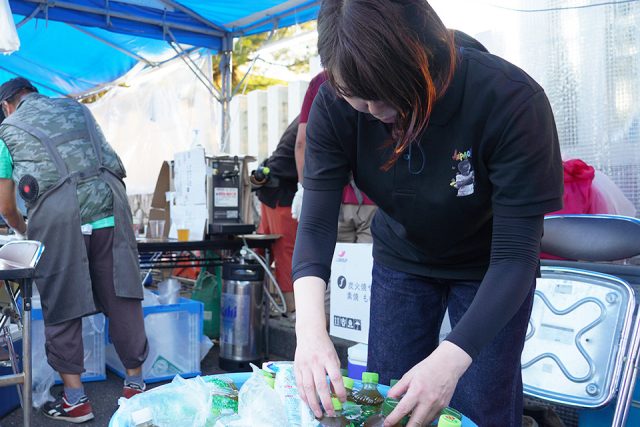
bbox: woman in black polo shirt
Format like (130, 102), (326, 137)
(291, 1), (563, 426)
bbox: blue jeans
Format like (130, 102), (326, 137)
(367, 262), (534, 427)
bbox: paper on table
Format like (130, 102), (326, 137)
(173, 147), (207, 206)
(168, 204), (208, 241)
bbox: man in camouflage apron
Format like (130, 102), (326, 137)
(0, 78), (148, 423)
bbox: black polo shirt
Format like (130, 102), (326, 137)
(303, 48), (563, 279)
(257, 117), (299, 208)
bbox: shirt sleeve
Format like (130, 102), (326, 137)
(302, 86), (352, 191)
(0, 139), (14, 179)
(489, 90), (564, 217)
(444, 214), (543, 359)
(292, 187), (343, 283)
(299, 72), (328, 124)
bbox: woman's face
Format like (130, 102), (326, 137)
(341, 95), (398, 124)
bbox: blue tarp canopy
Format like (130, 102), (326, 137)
(1, 0), (320, 96)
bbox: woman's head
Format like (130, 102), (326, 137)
(318, 0), (456, 169)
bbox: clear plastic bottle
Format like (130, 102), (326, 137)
(317, 397), (354, 427)
(352, 372), (384, 421)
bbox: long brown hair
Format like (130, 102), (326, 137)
(317, 0), (457, 170)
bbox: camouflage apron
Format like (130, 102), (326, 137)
(2, 107), (142, 325)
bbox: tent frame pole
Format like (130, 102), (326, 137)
(220, 34), (233, 153)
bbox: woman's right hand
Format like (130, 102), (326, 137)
(295, 328), (345, 417)
(292, 276), (346, 417)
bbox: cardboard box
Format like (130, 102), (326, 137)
(148, 160), (172, 238)
(329, 243), (373, 344)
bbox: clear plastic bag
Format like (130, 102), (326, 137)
(157, 278), (181, 305)
(31, 358), (55, 408)
(0, 0), (19, 54)
(200, 334), (214, 361)
(237, 364), (289, 427)
(113, 376), (212, 427)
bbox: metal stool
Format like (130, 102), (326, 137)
(526, 214), (640, 426)
(0, 240), (44, 427)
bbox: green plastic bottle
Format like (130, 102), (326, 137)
(361, 380), (408, 427)
(352, 372), (384, 421)
(340, 376), (363, 423)
(261, 369), (275, 388)
(440, 407), (462, 421)
(343, 376), (355, 401)
(437, 414), (462, 427)
(317, 398), (354, 427)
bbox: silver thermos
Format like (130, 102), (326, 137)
(219, 257), (265, 371)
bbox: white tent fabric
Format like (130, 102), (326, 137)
(0, 0), (19, 53)
(88, 54), (220, 194)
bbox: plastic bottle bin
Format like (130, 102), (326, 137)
(347, 343), (368, 380)
(105, 297), (203, 383)
(32, 308), (106, 383)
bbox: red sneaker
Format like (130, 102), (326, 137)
(123, 381), (147, 399)
(42, 393), (94, 423)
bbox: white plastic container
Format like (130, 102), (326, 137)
(347, 343), (368, 381)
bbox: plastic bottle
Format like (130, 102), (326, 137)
(261, 369), (275, 388)
(440, 407), (462, 421)
(343, 376), (355, 401)
(437, 414), (462, 426)
(362, 399), (399, 427)
(352, 372), (384, 421)
(362, 380), (408, 427)
(131, 407), (158, 427)
(340, 376), (363, 423)
(317, 397), (354, 427)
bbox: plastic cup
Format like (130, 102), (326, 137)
(149, 219), (165, 239)
(177, 228), (190, 241)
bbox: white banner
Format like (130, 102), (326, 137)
(329, 243), (373, 344)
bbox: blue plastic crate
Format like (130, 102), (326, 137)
(32, 308), (106, 384)
(0, 337), (22, 417)
(105, 297), (203, 384)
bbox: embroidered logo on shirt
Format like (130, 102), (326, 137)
(450, 148), (475, 197)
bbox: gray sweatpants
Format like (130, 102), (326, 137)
(44, 227), (148, 374)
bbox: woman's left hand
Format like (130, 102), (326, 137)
(383, 341), (473, 427)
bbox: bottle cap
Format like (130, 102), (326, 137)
(131, 407), (153, 425)
(441, 407), (462, 420)
(342, 376), (355, 390)
(361, 372), (379, 384)
(331, 397), (343, 411)
(437, 414), (462, 427)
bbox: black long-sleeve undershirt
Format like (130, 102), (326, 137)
(292, 186), (543, 359)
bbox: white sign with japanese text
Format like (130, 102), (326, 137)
(329, 243), (373, 344)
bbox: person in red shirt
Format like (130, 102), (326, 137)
(292, 71), (377, 243)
